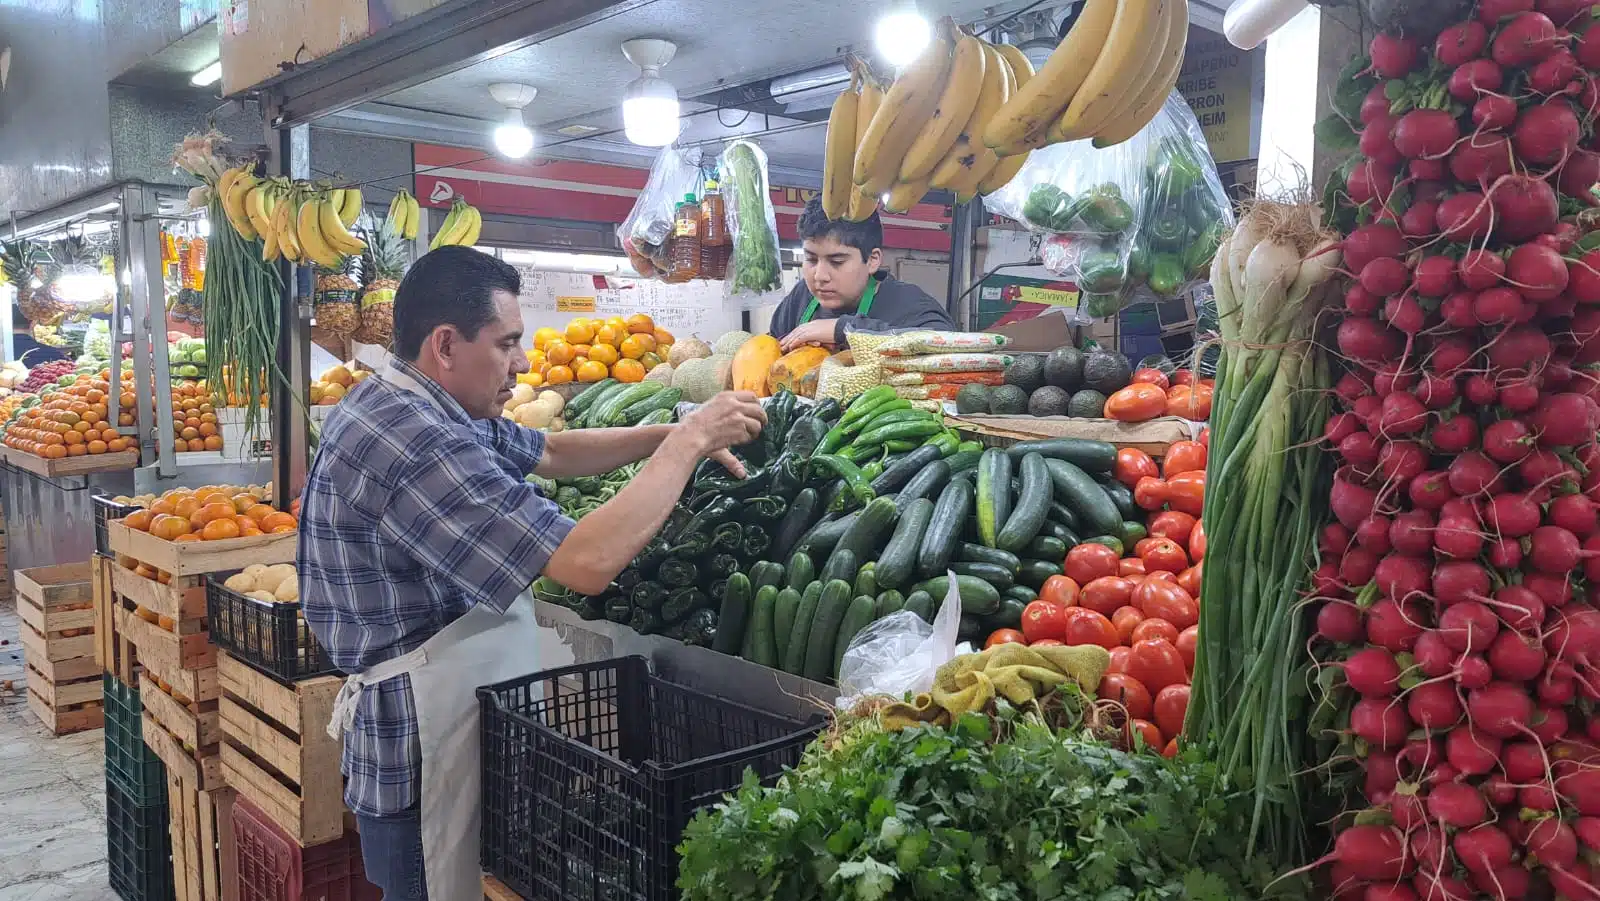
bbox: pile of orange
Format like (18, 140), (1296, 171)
(521, 313), (676, 388)
(3, 372), (137, 459)
(169, 382), (224, 452)
(120, 486), (298, 544)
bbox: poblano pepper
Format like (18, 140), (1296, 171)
(741, 524), (771, 559)
(662, 587), (707, 623)
(812, 397), (843, 423)
(631, 580), (667, 610)
(708, 579), (729, 602)
(615, 569), (642, 593)
(657, 559), (699, 589)
(707, 554), (741, 579)
(605, 596), (634, 623)
(711, 522), (744, 554)
(742, 496), (785, 522)
(680, 608), (719, 647)
(628, 608), (664, 635)
(784, 415), (827, 456)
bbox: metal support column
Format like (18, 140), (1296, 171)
(266, 122), (314, 508)
(122, 185), (177, 476)
(945, 201), (980, 330)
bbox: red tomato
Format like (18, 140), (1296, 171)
(1080, 575), (1135, 617)
(1030, 638), (1065, 647)
(985, 628), (1028, 649)
(1131, 368), (1171, 392)
(1140, 537), (1189, 574)
(1038, 575), (1080, 607)
(1143, 570), (1177, 584)
(1162, 738), (1180, 758)
(1162, 441), (1207, 479)
(1129, 719), (1165, 751)
(1064, 543), (1121, 584)
(1127, 638), (1188, 692)
(1098, 672), (1154, 720)
(1177, 563), (1202, 599)
(1114, 448), (1159, 488)
(1134, 537), (1164, 558)
(1172, 369), (1197, 387)
(1131, 618), (1180, 644)
(1106, 384), (1169, 422)
(1189, 520), (1207, 561)
(1197, 426), (1209, 447)
(1107, 645), (1133, 673)
(1020, 601), (1069, 644)
(1167, 383), (1214, 420)
(1111, 606), (1145, 644)
(1134, 476), (1170, 511)
(1063, 608), (1120, 649)
(1167, 470), (1206, 518)
(1147, 511), (1198, 547)
(1118, 557), (1147, 577)
(1153, 684), (1191, 739)
(1176, 625), (1199, 673)
(1133, 579), (1199, 630)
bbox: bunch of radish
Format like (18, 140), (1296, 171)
(1315, 2), (1600, 899)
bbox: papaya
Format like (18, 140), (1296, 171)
(731, 334), (782, 396)
(768, 346), (830, 398)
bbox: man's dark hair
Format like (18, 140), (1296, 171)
(392, 246), (522, 360)
(797, 196), (883, 262)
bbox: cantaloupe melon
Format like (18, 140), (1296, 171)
(712, 330), (752, 356)
(667, 336), (712, 367)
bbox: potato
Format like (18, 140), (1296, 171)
(262, 564), (296, 587)
(245, 590), (278, 603)
(242, 564), (269, 581)
(224, 573), (256, 593)
(274, 581), (299, 602)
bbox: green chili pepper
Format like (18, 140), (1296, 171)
(808, 454), (876, 506)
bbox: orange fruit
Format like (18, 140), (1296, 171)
(564, 319), (596, 345)
(188, 438), (206, 452)
(195, 491), (230, 507)
(198, 502), (236, 524)
(67, 444), (88, 456)
(203, 435), (223, 451)
(260, 512), (298, 532)
(242, 504), (275, 523)
(44, 444), (67, 459)
(180, 426), (200, 441)
(545, 340), (576, 366)
(174, 497), (201, 518)
(238, 522), (263, 537)
(150, 514), (191, 540)
(108, 438), (129, 452)
(640, 352), (664, 371)
(124, 509), (155, 532)
(524, 348), (546, 369)
(149, 498), (176, 516)
(653, 327), (675, 346)
(627, 313), (655, 335)
(618, 336), (646, 360)
(576, 360), (609, 383)
(571, 356), (589, 371)
(546, 365), (574, 385)
(63, 430), (84, 445)
(87, 440), (108, 454)
(604, 316), (629, 335)
(201, 518), (241, 541)
(533, 327), (562, 351)
(572, 344), (592, 359)
(588, 344), (619, 367)
(522, 371), (544, 388)
(594, 325), (623, 348)
(612, 359), (646, 383)
(172, 533), (201, 543)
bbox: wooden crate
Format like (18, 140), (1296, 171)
(19, 619), (96, 665)
(141, 671), (222, 750)
(4, 447), (140, 478)
(484, 874), (524, 901)
(93, 554), (139, 682)
(106, 521), (295, 577)
(166, 772), (234, 901)
(24, 650), (104, 736)
(143, 706), (223, 791)
(115, 601), (217, 677)
(16, 562), (96, 634)
(110, 563), (208, 623)
(945, 414), (1194, 457)
(217, 652), (344, 846)
(26, 686), (104, 735)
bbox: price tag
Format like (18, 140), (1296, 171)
(555, 296), (596, 313)
(1016, 286), (1080, 308)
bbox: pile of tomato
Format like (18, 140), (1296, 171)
(984, 436), (1210, 756)
(1102, 367), (1215, 424)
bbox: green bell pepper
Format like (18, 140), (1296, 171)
(1079, 193), (1134, 233)
(1147, 209), (1188, 250)
(1078, 250), (1127, 294)
(1022, 184), (1069, 227)
(1149, 253), (1186, 297)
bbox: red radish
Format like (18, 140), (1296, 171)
(1489, 629), (1548, 680)
(1496, 379), (1540, 412)
(1459, 249), (1506, 289)
(1472, 865), (1531, 901)
(1367, 599), (1425, 652)
(1434, 515), (1485, 558)
(1557, 766), (1600, 816)
(1365, 885), (1418, 901)
(1360, 83), (1392, 124)
(1436, 20), (1490, 65)
(1575, 817), (1600, 852)
(1526, 818), (1580, 871)
(1433, 560), (1490, 605)
(1474, 94), (1519, 131)
(1318, 601), (1365, 643)
(1454, 823), (1514, 873)
(1440, 291), (1477, 327)
(1351, 697), (1411, 748)
(1438, 496), (1482, 526)
(1325, 411), (1362, 445)
(1448, 59), (1505, 102)
(1379, 441), (1428, 482)
(1437, 192), (1492, 241)
(1394, 109), (1461, 159)
(1373, 363), (1414, 398)
(1506, 242), (1570, 300)
(1352, 395), (1382, 428)
(1447, 727), (1503, 776)
(1495, 176), (1561, 243)
(1468, 681), (1535, 738)
(1440, 600), (1500, 652)
(1409, 471), (1454, 510)
(1360, 116), (1404, 168)
(1502, 740), (1549, 782)
(1375, 553), (1432, 602)
(1366, 749), (1402, 798)
(1488, 536), (1525, 568)
(1378, 393), (1428, 436)
(1536, 219), (1581, 254)
(1566, 250), (1600, 304)
(1429, 415), (1479, 454)
(1513, 100), (1582, 165)
(1473, 286), (1527, 325)
(1486, 325), (1553, 375)
(1411, 256), (1458, 298)
(1558, 150), (1600, 203)
(1450, 131), (1513, 186)
(1407, 679), (1465, 728)
(1339, 431), (1381, 469)
(1531, 392), (1600, 446)
(1492, 11), (1560, 67)
(1492, 583), (1547, 632)
(1332, 468), (1380, 530)
(1345, 647), (1402, 696)
(1341, 546), (1381, 586)
(1386, 295), (1426, 336)
(1530, 48), (1580, 94)
(1348, 160), (1397, 207)
(1338, 317), (1401, 363)
(1529, 524), (1589, 573)
(1322, 522), (1353, 554)
(1486, 491), (1543, 537)
(1480, 0), (1536, 23)
(1546, 862), (1599, 900)
(1427, 334), (1476, 375)
(1530, 704), (1568, 743)
(1360, 257), (1410, 297)
(1390, 509), (1436, 555)
(1581, 18), (1600, 66)
(1549, 494), (1598, 536)
(1447, 452), (1503, 496)
(1370, 33), (1419, 78)
(1427, 781), (1488, 827)
(1483, 419), (1535, 463)
(1537, 0), (1593, 25)
(1518, 448), (1576, 495)
(1356, 515), (1393, 553)
(1335, 371), (1373, 404)
(1399, 200), (1440, 239)
(1344, 283), (1382, 315)
(1329, 825), (1413, 881)
(1344, 224), (1408, 273)
(1520, 572), (1570, 611)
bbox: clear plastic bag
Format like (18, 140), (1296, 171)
(618, 145), (702, 280)
(983, 92), (1233, 320)
(718, 140), (785, 306)
(836, 574), (968, 706)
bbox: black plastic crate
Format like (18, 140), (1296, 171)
(106, 776), (175, 901)
(206, 571), (337, 683)
(479, 656), (820, 901)
(94, 493), (141, 557)
(104, 674), (166, 806)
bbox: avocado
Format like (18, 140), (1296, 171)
(1028, 386), (1072, 417)
(1083, 351), (1133, 394)
(1043, 346), (1086, 392)
(1004, 355), (1046, 394)
(954, 383), (992, 415)
(1069, 389), (1109, 418)
(989, 385), (1029, 415)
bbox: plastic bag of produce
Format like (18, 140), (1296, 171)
(883, 352), (1012, 373)
(836, 575), (966, 706)
(983, 92), (1232, 319)
(876, 330), (1011, 356)
(719, 140), (785, 305)
(618, 144), (702, 280)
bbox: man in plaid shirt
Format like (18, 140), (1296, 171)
(299, 247), (764, 900)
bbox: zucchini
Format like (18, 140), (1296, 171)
(619, 386), (682, 425)
(945, 449), (983, 475)
(1016, 560), (1064, 590)
(711, 573), (753, 655)
(562, 378), (619, 419)
(876, 497), (934, 590)
(903, 590), (935, 623)
(749, 561), (785, 592)
(821, 549), (859, 586)
(874, 590), (905, 618)
(1005, 584), (1039, 604)
(832, 596), (878, 680)
(781, 582), (824, 675)
(1024, 536), (1069, 562)
(804, 580), (855, 681)
(980, 596), (1027, 633)
(1003, 437), (1117, 473)
(796, 511), (860, 560)
(831, 496), (901, 566)
(870, 445), (942, 494)
(914, 574), (1002, 616)
(593, 382), (664, 427)
(895, 460), (951, 512)
(950, 561), (1015, 591)
(1044, 458), (1123, 536)
(1098, 478), (1139, 521)
(853, 563), (878, 599)
(976, 449), (1013, 548)
(996, 453), (1052, 553)
(771, 488), (821, 560)
(1047, 500), (1083, 532)
(1038, 520), (1081, 547)
(1084, 535), (1126, 556)
(917, 478), (974, 579)
(773, 587), (802, 665)
(955, 542), (1021, 573)
(786, 552), (816, 591)
(741, 585), (779, 667)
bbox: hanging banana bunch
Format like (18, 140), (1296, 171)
(429, 197), (483, 250)
(384, 189), (422, 241)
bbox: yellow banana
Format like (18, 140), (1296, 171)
(856, 72), (883, 146)
(218, 169), (258, 240)
(242, 183), (273, 237)
(983, 0), (1119, 154)
(1050, 0), (1168, 143)
(261, 225), (280, 264)
(458, 204), (482, 246)
(852, 22), (955, 196)
(931, 43), (1012, 196)
(297, 199), (342, 268)
(978, 149), (1031, 195)
(273, 192), (303, 263)
(899, 32), (986, 183)
(338, 188), (363, 227)
(318, 195), (367, 255)
(1091, 0), (1188, 147)
(821, 75), (861, 220)
(386, 191), (411, 238)
(406, 194), (421, 240)
(845, 185), (877, 222)
(429, 205), (455, 250)
(992, 43), (1035, 90)
(883, 179), (931, 214)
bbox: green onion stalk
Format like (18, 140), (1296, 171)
(202, 196), (283, 439)
(1186, 200), (1340, 863)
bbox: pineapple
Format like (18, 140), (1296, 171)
(353, 226), (403, 348)
(313, 256), (361, 340)
(1, 239), (56, 323)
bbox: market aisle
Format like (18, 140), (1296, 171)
(0, 602), (115, 901)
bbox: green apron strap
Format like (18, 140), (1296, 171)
(800, 276), (879, 325)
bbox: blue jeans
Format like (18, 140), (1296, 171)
(357, 808), (427, 901)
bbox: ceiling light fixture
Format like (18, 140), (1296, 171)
(190, 60), (222, 87)
(875, 5), (931, 69)
(621, 38), (681, 147)
(488, 82), (538, 158)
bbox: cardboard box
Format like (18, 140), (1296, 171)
(984, 308), (1078, 353)
(220, 0), (370, 95)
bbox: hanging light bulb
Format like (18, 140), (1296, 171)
(875, 6), (931, 69)
(621, 38), (681, 147)
(487, 83), (538, 159)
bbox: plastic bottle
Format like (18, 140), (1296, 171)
(671, 193), (701, 280)
(700, 178), (727, 246)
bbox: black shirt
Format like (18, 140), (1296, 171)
(768, 271), (957, 345)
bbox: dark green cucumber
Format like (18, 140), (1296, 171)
(832, 596), (878, 679)
(592, 382), (665, 427)
(1005, 584), (1039, 604)
(1016, 560), (1064, 590)
(945, 449), (983, 475)
(874, 590), (905, 618)
(830, 496), (900, 568)
(803, 580), (855, 681)
(894, 460), (951, 512)
(903, 590), (935, 622)
(741, 585), (779, 666)
(1003, 437), (1117, 472)
(876, 497), (934, 590)
(1044, 458), (1123, 536)
(1098, 479), (1139, 521)
(917, 478), (974, 579)
(749, 560), (786, 592)
(979, 597), (1027, 633)
(795, 511), (859, 560)
(820, 549), (858, 586)
(1024, 536), (1069, 562)
(1047, 500), (1083, 532)
(950, 561), (1015, 591)
(781, 582), (824, 675)
(773, 587), (802, 665)
(870, 445), (942, 495)
(618, 386), (682, 425)
(996, 453), (1052, 553)
(1084, 535), (1126, 556)
(853, 563), (878, 599)
(914, 575), (1002, 616)
(975, 449), (1013, 548)
(771, 488), (821, 560)
(786, 552), (816, 591)
(1037, 520), (1081, 546)
(562, 378), (619, 419)
(711, 573), (753, 655)
(955, 542), (1022, 573)
(1120, 521), (1148, 544)
(958, 614), (985, 644)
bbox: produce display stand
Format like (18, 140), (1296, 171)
(3, 447), (141, 479)
(16, 562), (103, 734)
(946, 414), (1198, 457)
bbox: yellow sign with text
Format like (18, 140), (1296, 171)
(1017, 286), (1080, 309)
(1176, 27), (1255, 163)
(556, 296), (597, 313)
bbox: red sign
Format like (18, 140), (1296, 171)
(412, 145), (953, 252)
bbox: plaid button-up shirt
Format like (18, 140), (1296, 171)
(298, 358), (574, 818)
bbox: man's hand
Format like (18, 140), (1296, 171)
(779, 320), (837, 353)
(675, 391), (766, 477)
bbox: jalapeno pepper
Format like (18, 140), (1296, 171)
(808, 454), (876, 506)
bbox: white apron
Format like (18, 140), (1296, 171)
(327, 360), (546, 901)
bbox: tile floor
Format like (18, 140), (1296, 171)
(0, 600), (117, 901)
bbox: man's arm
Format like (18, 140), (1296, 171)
(535, 424), (674, 479)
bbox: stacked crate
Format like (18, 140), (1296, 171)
(0, 503), (10, 602)
(104, 673), (175, 901)
(17, 563), (103, 734)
